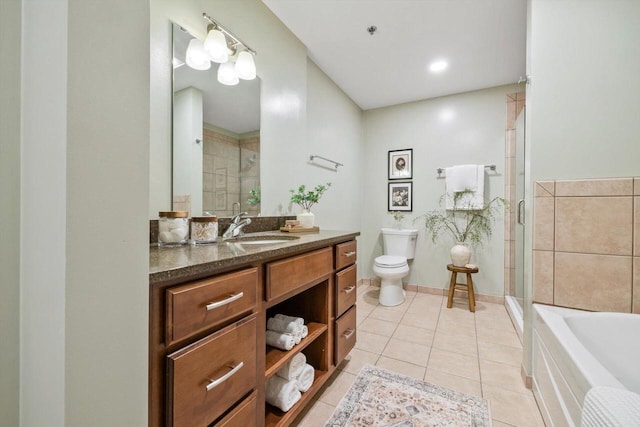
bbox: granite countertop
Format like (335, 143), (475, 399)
(150, 230), (360, 285)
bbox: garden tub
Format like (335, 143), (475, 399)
(532, 303), (640, 426)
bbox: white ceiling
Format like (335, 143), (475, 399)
(262, 0), (527, 110)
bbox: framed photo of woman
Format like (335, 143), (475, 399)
(388, 182), (412, 212)
(388, 149), (412, 179)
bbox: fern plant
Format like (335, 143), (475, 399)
(418, 189), (505, 248)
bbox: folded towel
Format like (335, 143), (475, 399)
(293, 329), (302, 345)
(582, 386), (640, 427)
(266, 330), (295, 351)
(275, 314), (304, 326)
(266, 375), (301, 412)
(445, 164), (478, 192)
(277, 352), (307, 380)
(267, 317), (302, 335)
(296, 363), (315, 393)
(300, 325), (308, 339)
(445, 164), (485, 210)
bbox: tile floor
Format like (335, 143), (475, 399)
(294, 283), (546, 426)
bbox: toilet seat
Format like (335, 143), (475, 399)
(374, 255), (407, 268)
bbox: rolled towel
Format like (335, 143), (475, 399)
(296, 363), (315, 393)
(277, 352), (307, 380)
(266, 375), (301, 412)
(267, 317), (302, 335)
(300, 325), (308, 339)
(266, 330), (295, 351)
(275, 313), (304, 326)
(293, 329), (301, 345)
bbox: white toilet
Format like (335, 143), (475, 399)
(373, 228), (418, 306)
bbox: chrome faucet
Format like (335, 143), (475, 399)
(223, 212), (252, 238)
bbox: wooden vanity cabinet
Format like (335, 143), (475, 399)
(149, 237), (358, 427)
(334, 241), (357, 365)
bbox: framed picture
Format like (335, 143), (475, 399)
(388, 182), (412, 212)
(388, 149), (412, 179)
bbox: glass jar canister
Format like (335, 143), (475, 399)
(190, 216), (218, 244)
(158, 211), (189, 246)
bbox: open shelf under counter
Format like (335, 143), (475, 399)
(265, 322), (327, 378)
(264, 368), (329, 427)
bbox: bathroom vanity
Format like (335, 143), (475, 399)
(149, 230), (359, 427)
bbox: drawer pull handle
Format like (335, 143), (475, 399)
(206, 362), (244, 392)
(206, 292), (244, 311)
(342, 251), (356, 257)
(343, 285), (356, 294)
(342, 328), (355, 339)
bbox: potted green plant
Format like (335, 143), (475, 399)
(289, 182), (331, 228)
(417, 189), (505, 266)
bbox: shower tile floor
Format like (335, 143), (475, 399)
(293, 283), (546, 427)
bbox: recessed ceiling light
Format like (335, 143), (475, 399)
(429, 60), (448, 73)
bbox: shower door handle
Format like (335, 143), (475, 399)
(517, 199), (525, 225)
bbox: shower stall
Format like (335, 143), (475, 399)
(504, 91), (526, 338)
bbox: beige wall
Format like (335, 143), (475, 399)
(532, 178), (639, 313)
(0, 0), (21, 425)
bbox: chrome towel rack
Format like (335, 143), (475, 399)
(437, 164), (496, 176)
(309, 154), (343, 171)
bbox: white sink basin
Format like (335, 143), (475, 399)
(226, 235), (300, 245)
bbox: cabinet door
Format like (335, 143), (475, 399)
(214, 392), (257, 427)
(166, 268), (258, 346)
(167, 314), (257, 427)
(335, 264), (357, 318)
(334, 306), (356, 365)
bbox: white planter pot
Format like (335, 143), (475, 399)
(297, 209), (315, 228)
(450, 242), (471, 267)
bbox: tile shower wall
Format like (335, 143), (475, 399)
(532, 177), (639, 313)
(202, 127), (260, 217)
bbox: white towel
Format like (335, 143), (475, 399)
(274, 314), (304, 326)
(277, 352), (307, 380)
(266, 375), (301, 413)
(295, 363), (315, 393)
(582, 386), (640, 427)
(293, 329), (301, 345)
(266, 330), (295, 351)
(445, 164), (478, 192)
(300, 325), (308, 339)
(445, 164), (485, 210)
(267, 317), (302, 335)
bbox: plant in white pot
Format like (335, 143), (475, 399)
(289, 182), (331, 228)
(417, 189), (505, 267)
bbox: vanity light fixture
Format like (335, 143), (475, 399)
(185, 12), (257, 84)
(203, 27), (228, 63)
(218, 61), (239, 86)
(185, 38), (211, 70)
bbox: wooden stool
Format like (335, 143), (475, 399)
(446, 264), (479, 312)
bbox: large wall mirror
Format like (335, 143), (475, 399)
(172, 23), (261, 217)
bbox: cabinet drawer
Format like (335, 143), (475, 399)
(334, 306), (356, 365)
(167, 314), (257, 427)
(266, 248), (332, 301)
(214, 392), (257, 427)
(166, 268), (258, 345)
(336, 264), (357, 318)
(335, 241), (357, 270)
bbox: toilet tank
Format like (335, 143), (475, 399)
(381, 228), (418, 260)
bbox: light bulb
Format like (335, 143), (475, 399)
(185, 39), (210, 70)
(235, 51), (256, 80)
(217, 61), (239, 86)
(204, 28), (228, 63)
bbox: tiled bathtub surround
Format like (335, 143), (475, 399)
(532, 177), (639, 313)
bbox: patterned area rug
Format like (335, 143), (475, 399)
(325, 364), (491, 427)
